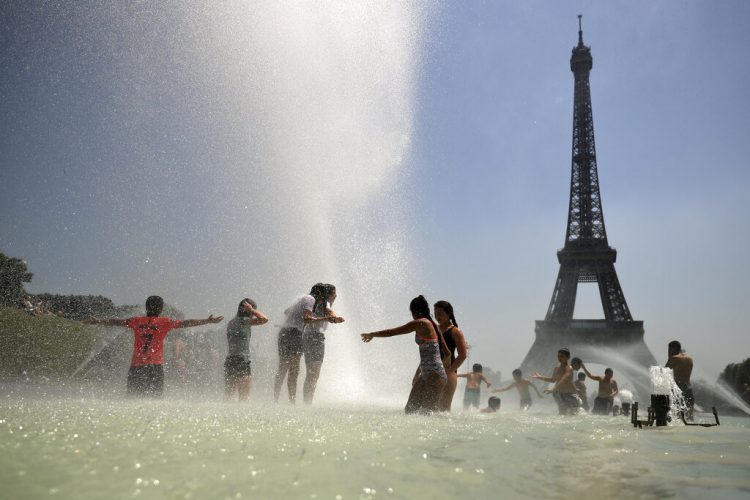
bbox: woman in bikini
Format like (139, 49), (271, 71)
(361, 295), (449, 413)
(434, 300), (468, 411)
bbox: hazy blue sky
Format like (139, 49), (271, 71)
(2, 1), (749, 385)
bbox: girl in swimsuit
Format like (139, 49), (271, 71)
(434, 300), (468, 411)
(361, 295), (449, 414)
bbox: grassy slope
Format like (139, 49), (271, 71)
(0, 306), (109, 379)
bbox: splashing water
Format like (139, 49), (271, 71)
(35, 1), (438, 405)
(649, 366), (687, 424)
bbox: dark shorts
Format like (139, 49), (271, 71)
(127, 364), (164, 397)
(303, 332), (325, 364)
(224, 355), (251, 378)
(592, 396), (613, 415)
(558, 392), (582, 413)
(463, 388), (481, 408)
(278, 327), (303, 359)
(677, 382), (694, 407)
(520, 397), (532, 409)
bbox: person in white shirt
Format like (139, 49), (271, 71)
(273, 284), (343, 404)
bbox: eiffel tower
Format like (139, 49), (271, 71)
(520, 17), (657, 397)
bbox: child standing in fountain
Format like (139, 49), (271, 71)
(531, 348), (581, 414)
(83, 295), (223, 398)
(575, 372), (590, 412)
(665, 340), (694, 420)
(458, 364), (492, 410)
(302, 284), (345, 405)
(434, 300), (468, 411)
(579, 362), (618, 415)
(274, 284), (343, 404)
(224, 299), (268, 402)
(361, 295), (448, 414)
(492, 369), (543, 410)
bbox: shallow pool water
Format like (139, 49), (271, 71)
(1, 394), (749, 499)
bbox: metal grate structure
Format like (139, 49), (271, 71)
(545, 16), (632, 323)
(520, 18), (657, 398)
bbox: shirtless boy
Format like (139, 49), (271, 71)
(458, 363), (491, 410)
(531, 348), (581, 415)
(665, 340), (694, 420)
(580, 362), (618, 415)
(493, 369), (543, 410)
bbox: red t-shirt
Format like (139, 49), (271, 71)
(125, 316), (181, 367)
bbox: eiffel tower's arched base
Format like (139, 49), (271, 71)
(520, 320), (658, 401)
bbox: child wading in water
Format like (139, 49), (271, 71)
(531, 347), (582, 415)
(457, 363), (491, 410)
(480, 396), (501, 413)
(580, 362), (618, 415)
(224, 298), (268, 401)
(575, 372), (590, 412)
(492, 368), (543, 410)
(83, 295), (223, 398)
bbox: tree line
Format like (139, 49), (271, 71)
(1, 251), (183, 320)
(719, 358), (750, 402)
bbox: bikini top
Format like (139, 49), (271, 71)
(443, 325), (457, 362)
(415, 332), (437, 346)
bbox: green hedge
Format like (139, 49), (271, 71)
(0, 307), (109, 379)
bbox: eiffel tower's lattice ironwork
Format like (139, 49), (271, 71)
(521, 17), (656, 398)
(545, 16), (632, 323)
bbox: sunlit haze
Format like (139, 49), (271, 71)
(2, 1), (749, 386)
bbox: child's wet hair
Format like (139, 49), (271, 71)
(237, 298), (257, 317)
(488, 396), (501, 410)
(473, 363), (482, 373)
(145, 295), (164, 317)
(512, 368), (522, 376)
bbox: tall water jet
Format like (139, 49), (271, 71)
(21, 1), (436, 403)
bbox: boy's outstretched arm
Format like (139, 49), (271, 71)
(178, 315), (224, 328)
(581, 362), (602, 381)
(481, 375), (491, 388)
(82, 318), (128, 327)
(456, 372), (469, 378)
(492, 383), (515, 394)
(531, 372), (553, 383)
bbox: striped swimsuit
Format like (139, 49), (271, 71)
(416, 334), (447, 381)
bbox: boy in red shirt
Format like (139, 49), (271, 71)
(84, 295), (223, 397)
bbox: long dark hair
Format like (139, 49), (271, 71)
(237, 298), (257, 318)
(310, 283), (334, 315)
(434, 300), (458, 327)
(410, 295), (450, 358)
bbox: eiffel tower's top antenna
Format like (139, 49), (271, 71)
(578, 15), (584, 46)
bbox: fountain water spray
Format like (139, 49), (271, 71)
(44, 1), (437, 405)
